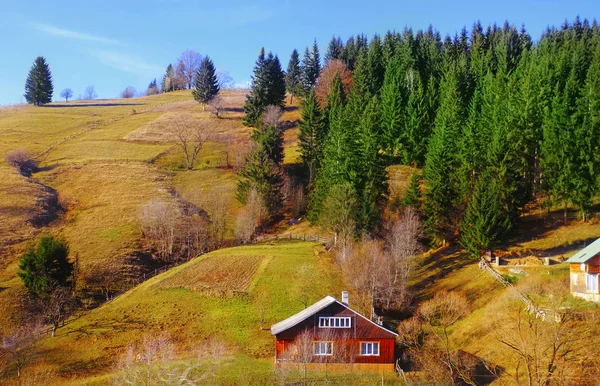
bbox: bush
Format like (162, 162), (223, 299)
(5, 149), (38, 176)
(121, 86), (136, 98)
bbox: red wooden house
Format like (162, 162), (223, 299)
(271, 292), (398, 373)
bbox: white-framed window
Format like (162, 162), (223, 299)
(360, 342), (380, 356)
(318, 316), (351, 328)
(586, 273), (598, 293)
(314, 341), (333, 356)
(571, 273), (578, 285)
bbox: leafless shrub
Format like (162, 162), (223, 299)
(284, 177), (307, 218)
(207, 94), (224, 118)
(120, 86), (136, 99)
(57, 192), (79, 211)
(235, 189), (266, 243)
(397, 292), (474, 386)
(4, 149), (38, 177)
(170, 114), (211, 170)
(139, 200), (210, 264)
(217, 132), (236, 168)
(83, 85), (97, 100)
(26, 286), (78, 338)
(262, 105), (283, 128)
(114, 335), (175, 385)
(85, 262), (123, 301)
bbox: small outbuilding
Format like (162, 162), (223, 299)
(271, 292), (398, 373)
(565, 238), (600, 302)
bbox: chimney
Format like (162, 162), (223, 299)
(341, 291), (349, 306)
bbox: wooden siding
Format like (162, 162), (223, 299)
(277, 362), (396, 373)
(570, 264), (600, 294)
(274, 302), (396, 365)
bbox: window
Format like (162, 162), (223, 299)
(360, 342), (380, 356)
(318, 316), (351, 328)
(314, 341), (333, 356)
(571, 273), (578, 286)
(586, 273), (598, 293)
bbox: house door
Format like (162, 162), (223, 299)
(586, 273), (598, 293)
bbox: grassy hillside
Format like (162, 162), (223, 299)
(10, 240), (343, 385)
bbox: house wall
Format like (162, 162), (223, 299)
(570, 261), (600, 298)
(274, 302), (397, 365)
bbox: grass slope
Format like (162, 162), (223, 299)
(24, 240), (343, 385)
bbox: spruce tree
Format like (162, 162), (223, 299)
(403, 172), (422, 209)
(366, 35), (385, 94)
(265, 54), (287, 108)
(403, 70), (430, 165)
(355, 95), (388, 232)
(18, 235), (73, 298)
(243, 49), (268, 127)
(236, 145), (284, 219)
(308, 74), (352, 223)
(193, 56), (219, 111)
(298, 88), (325, 185)
(162, 64), (174, 92)
(380, 57), (407, 160)
(325, 36), (343, 63)
(301, 40), (321, 91)
(24, 56), (53, 106)
(460, 171), (512, 257)
(285, 49), (302, 104)
(423, 66), (464, 244)
(252, 123), (284, 165)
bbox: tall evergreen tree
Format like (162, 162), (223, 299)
(460, 171), (512, 257)
(423, 66), (464, 244)
(380, 57), (407, 160)
(301, 40), (321, 91)
(252, 122), (284, 165)
(193, 56), (220, 111)
(24, 56), (53, 106)
(161, 64), (175, 93)
(285, 49), (302, 104)
(366, 35), (385, 94)
(355, 95), (388, 232)
(298, 88), (325, 185)
(403, 172), (422, 209)
(325, 36), (344, 63)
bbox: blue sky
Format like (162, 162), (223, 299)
(0, 0), (597, 105)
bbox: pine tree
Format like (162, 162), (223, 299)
(366, 35), (385, 94)
(403, 70), (430, 165)
(325, 36), (343, 63)
(460, 171), (512, 257)
(243, 49), (268, 127)
(403, 172), (422, 209)
(24, 56), (53, 106)
(236, 145), (284, 219)
(308, 74), (352, 223)
(301, 40), (321, 91)
(252, 123), (284, 165)
(423, 66), (464, 244)
(355, 95), (388, 232)
(18, 235), (73, 298)
(193, 56), (219, 111)
(285, 49), (302, 104)
(162, 64), (174, 93)
(265, 54), (287, 107)
(380, 57), (407, 160)
(298, 88), (325, 185)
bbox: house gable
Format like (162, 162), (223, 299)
(271, 297), (397, 340)
(565, 238), (600, 264)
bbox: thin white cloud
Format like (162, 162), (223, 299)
(33, 23), (123, 45)
(89, 49), (162, 74)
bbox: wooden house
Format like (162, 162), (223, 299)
(565, 238), (600, 302)
(270, 292), (398, 373)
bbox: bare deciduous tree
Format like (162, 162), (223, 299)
(218, 132), (235, 168)
(4, 149), (37, 177)
(140, 200), (177, 262)
(196, 187), (228, 248)
(235, 189), (266, 243)
(170, 114), (211, 170)
(40, 286), (78, 337)
(60, 88), (73, 102)
(0, 323), (41, 377)
(83, 85), (97, 100)
(216, 70), (234, 89)
(120, 86), (136, 98)
(178, 50), (203, 89)
(262, 105), (283, 128)
(382, 207), (424, 309)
